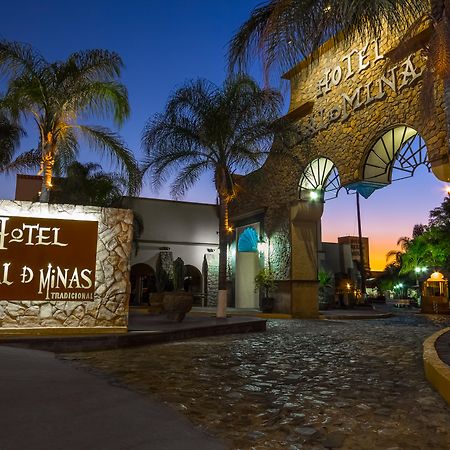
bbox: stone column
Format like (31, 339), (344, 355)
(290, 200), (324, 318)
(203, 252), (219, 307)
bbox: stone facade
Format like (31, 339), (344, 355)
(230, 24), (450, 315)
(0, 201), (133, 332)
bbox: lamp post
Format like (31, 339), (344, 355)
(356, 193), (366, 302)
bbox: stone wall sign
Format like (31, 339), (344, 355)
(0, 201), (133, 333)
(0, 215), (98, 301)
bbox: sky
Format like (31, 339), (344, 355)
(1, 0), (449, 271)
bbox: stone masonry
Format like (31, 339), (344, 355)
(230, 24), (450, 315)
(0, 201), (133, 331)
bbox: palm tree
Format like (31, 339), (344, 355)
(49, 161), (126, 207)
(228, 0), (426, 77)
(142, 75), (282, 317)
(0, 40), (140, 202)
(386, 236), (411, 267)
(0, 113), (22, 168)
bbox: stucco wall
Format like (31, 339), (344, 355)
(0, 201), (133, 332)
(124, 197), (219, 272)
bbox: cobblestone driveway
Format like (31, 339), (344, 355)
(63, 314), (450, 449)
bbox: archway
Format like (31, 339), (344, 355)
(235, 225), (260, 309)
(184, 265), (202, 293)
(291, 157), (340, 317)
(130, 263), (156, 306)
(346, 126), (432, 199)
(299, 157), (341, 201)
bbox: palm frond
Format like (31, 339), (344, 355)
(65, 49), (124, 81)
(228, 0), (427, 76)
(78, 125), (141, 195)
(0, 40), (47, 78)
(142, 75), (282, 199)
(0, 114), (24, 166)
(1, 148), (41, 173)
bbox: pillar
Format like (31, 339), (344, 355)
(290, 200), (324, 318)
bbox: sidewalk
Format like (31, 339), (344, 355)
(0, 345), (227, 450)
(0, 314), (266, 353)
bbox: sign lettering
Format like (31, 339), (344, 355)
(0, 216), (98, 301)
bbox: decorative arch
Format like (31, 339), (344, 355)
(347, 126), (431, 199)
(299, 157), (341, 201)
(237, 227), (258, 252)
(363, 125), (430, 182)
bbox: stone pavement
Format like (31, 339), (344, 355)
(66, 313), (450, 449)
(0, 345), (226, 450)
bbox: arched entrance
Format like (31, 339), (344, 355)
(130, 263), (156, 306)
(235, 226), (260, 309)
(229, 22), (450, 317)
(184, 264), (203, 296)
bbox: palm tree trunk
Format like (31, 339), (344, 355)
(39, 144), (54, 203)
(217, 196), (228, 318)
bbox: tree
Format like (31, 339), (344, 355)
(386, 236), (412, 267)
(49, 161), (125, 207)
(228, 0), (426, 77)
(0, 113), (22, 167)
(386, 197), (450, 275)
(0, 40), (140, 202)
(429, 195), (450, 230)
(142, 75), (282, 317)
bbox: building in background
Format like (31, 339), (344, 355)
(337, 236), (370, 273)
(13, 175), (220, 308)
(121, 197), (219, 307)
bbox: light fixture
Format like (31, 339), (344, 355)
(310, 191), (319, 201)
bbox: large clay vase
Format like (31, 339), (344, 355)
(163, 291), (193, 322)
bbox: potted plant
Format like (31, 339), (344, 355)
(255, 268), (277, 313)
(318, 269), (334, 310)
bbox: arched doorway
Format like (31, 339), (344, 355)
(184, 264), (202, 293)
(130, 263), (156, 306)
(235, 226), (260, 309)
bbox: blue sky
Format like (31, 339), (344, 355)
(0, 0), (448, 269)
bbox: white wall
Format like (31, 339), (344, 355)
(124, 197), (219, 273)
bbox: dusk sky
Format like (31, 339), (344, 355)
(1, 0), (448, 270)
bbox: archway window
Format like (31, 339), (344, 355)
(299, 157), (341, 201)
(364, 126), (431, 184)
(237, 227), (258, 252)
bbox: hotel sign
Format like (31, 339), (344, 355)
(0, 215), (98, 301)
(301, 38), (424, 138)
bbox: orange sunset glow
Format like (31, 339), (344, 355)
(322, 167), (448, 272)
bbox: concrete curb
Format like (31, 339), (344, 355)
(319, 313), (393, 320)
(0, 318), (266, 353)
(423, 327), (450, 405)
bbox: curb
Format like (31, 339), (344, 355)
(423, 327), (450, 405)
(0, 318), (267, 353)
(319, 313), (393, 320)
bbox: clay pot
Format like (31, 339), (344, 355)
(162, 291), (194, 322)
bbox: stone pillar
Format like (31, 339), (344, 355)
(203, 252), (219, 306)
(290, 200), (324, 318)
